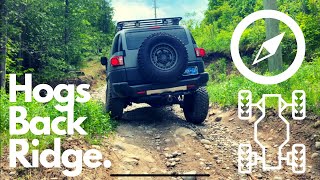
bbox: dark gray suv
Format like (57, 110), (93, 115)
(101, 17), (209, 124)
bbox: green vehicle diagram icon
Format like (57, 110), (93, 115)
(231, 10), (306, 85)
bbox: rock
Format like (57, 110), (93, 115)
(168, 162), (175, 168)
(200, 139), (211, 145)
(174, 127), (197, 137)
(155, 135), (161, 139)
(209, 110), (216, 117)
(146, 130), (153, 134)
(165, 153), (173, 158)
(128, 155), (140, 161)
(215, 117), (222, 122)
(123, 157), (139, 166)
(204, 144), (211, 150)
(164, 147), (170, 151)
(92, 145), (100, 150)
(273, 176), (282, 180)
(172, 151), (181, 157)
(257, 173), (263, 179)
(216, 160), (222, 164)
(9, 171), (16, 176)
(182, 171), (197, 180)
(229, 118), (235, 122)
(113, 142), (126, 151)
(183, 151), (187, 154)
(311, 153), (319, 159)
(165, 162), (171, 167)
(164, 139), (171, 143)
(150, 168), (157, 173)
(195, 153), (201, 157)
(166, 161), (176, 167)
(174, 158), (181, 162)
(314, 121), (320, 128)
(316, 142), (320, 150)
(213, 155), (219, 160)
(248, 116), (257, 124)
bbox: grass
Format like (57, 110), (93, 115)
(206, 58), (320, 114)
(81, 56), (106, 89)
(0, 91), (114, 155)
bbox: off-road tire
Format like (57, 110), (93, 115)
(138, 32), (188, 83)
(183, 87), (209, 124)
(106, 81), (124, 119)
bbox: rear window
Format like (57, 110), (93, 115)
(125, 28), (189, 50)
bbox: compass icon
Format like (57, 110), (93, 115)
(231, 10), (306, 85)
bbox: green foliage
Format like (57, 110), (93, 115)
(0, 91), (114, 155)
(197, 0), (320, 114)
(2, 0), (115, 85)
(206, 58), (227, 82)
(207, 58), (320, 113)
(192, 0), (320, 63)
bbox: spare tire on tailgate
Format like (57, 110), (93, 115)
(138, 32), (188, 83)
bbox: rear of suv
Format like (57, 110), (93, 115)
(101, 17), (209, 124)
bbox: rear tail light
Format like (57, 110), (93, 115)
(110, 56), (124, 67)
(150, 26), (161, 29)
(195, 48), (206, 57)
(137, 91), (146, 95)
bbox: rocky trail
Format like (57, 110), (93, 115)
(1, 84), (320, 180)
(89, 87), (320, 180)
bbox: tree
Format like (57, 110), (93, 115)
(264, 0), (283, 72)
(0, 0), (114, 86)
(0, 0), (7, 89)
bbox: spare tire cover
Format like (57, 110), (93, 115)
(138, 32), (188, 83)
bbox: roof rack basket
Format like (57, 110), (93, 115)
(116, 17), (182, 32)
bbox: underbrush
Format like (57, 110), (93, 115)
(0, 91), (114, 155)
(207, 58), (320, 114)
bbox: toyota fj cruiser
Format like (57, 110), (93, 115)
(101, 17), (209, 124)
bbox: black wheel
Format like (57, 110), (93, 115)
(138, 32), (188, 83)
(183, 87), (209, 124)
(106, 81), (124, 119)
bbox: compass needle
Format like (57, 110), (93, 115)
(253, 33), (285, 65)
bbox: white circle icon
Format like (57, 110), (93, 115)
(231, 10), (306, 85)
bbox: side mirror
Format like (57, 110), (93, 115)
(101, 57), (108, 66)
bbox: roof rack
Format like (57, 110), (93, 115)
(116, 17), (183, 32)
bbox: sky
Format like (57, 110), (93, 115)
(111, 0), (209, 22)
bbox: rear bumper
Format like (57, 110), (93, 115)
(111, 73), (209, 98)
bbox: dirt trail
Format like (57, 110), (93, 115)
(1, 85), (319, 180)
(91, 87), (320, 180)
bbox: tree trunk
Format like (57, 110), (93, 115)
(263, 0), (283, 72)
(64, 0), (69, 62)
(0, 0), (7, 89)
